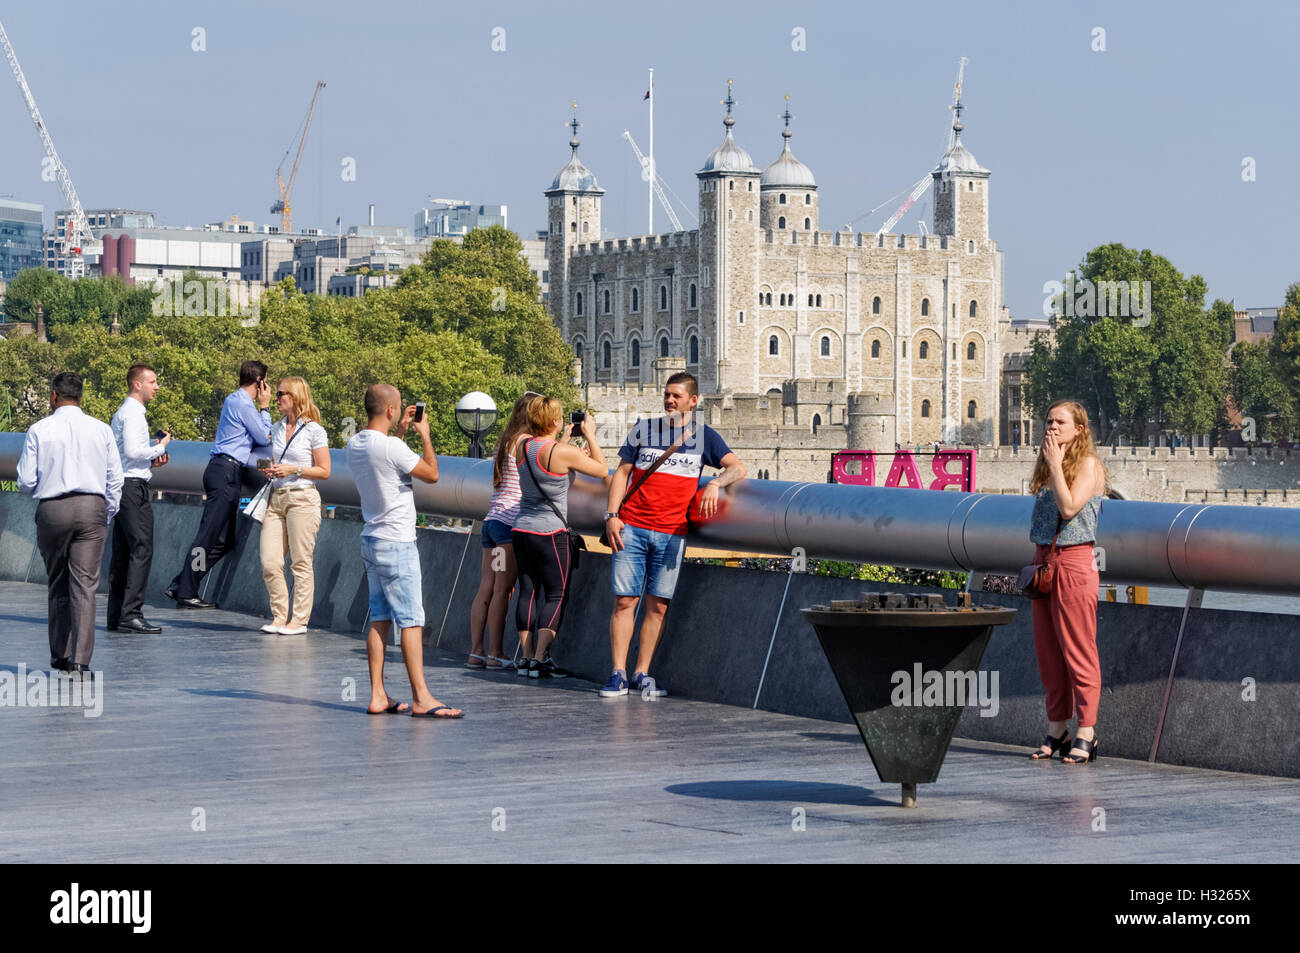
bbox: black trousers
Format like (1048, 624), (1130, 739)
(170, 455), (244, 600)
(107, 477), (153, 626)
(36, 493), (108, 666)
(512, 529), (572, 637)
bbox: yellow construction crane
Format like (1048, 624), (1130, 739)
(271, 81), (325, 235)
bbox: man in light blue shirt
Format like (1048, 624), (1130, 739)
(17, 371), (123, 673)
(167, 360), (272, 608)
(108, 364), (171, 634)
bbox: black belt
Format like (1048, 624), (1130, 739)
(39, 491), (101, 503)
(211, 452), (246, 466)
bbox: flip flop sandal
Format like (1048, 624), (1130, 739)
(411, 705), (464, 719)
(366, 698), (409, 715)
(464, 654), (487, 669)
(485, 655), (515, 670)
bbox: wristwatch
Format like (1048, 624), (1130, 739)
(604, 512), (619, 521)
(297, 466), (303, 477)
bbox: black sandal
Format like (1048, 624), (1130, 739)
(1029, 730), (1071, 760)
(1063, 735), (1100, 764)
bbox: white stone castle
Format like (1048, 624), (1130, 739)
(546, 81), (1005, 477)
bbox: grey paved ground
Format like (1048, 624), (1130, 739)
(1, 580), (1297, 863)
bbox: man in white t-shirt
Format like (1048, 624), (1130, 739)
(346, 383), (462, 718)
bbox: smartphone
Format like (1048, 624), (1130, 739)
(256, 458), (272, 470)
(154, 430), (166, 440)
(414, 402), (425, 423)
(570, 411), (586, 424)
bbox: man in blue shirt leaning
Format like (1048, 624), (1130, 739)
(167, 360), (273, 608)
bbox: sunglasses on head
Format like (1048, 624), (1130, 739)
(276, 391), (289, 399)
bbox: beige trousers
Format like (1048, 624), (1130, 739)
(260, 486), (323, 626)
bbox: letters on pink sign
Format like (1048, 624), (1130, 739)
(831, 450), (976, 492)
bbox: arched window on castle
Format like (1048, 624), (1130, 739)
(689, 284), (697, 309)
(630, 287), (639, 312)
(659, 336), (669, 358)
(820, 336), (830, 357)
(804, 218), (811, 230)
(778, 217), (786, 229)
(808, 294), (814, 307)
(969, 300), (977, 318)
(574, 341), (583, 360)
(967, 400), (977, 419)
(779, 193), (787, 205)
(689, 335), (699, 364)
(921, 298), (930, 317)
(921, 399), (931, 418)
(602, 340), (611, 368)
(871, 339), (880, 358)
(804, 193), (812, 205)
(729, 180), (735, 191)
(812, 413), (821, 434)
(919, 341), (929, 359)
(967, 341), (976, 360)
(815, 294), (822, 307)
(576, 292), (583, 315)
(765, 292), (772, 306)
(602, 289), (610, 314)
(769, 335), (779, 356)
(630, 339), (640, 367)
(659, 285), (668, 310)
(872, 296), (881, 315)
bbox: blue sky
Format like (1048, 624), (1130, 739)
(2, 0), (1295, 319)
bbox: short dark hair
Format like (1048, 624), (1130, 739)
(127, 363), (154, 389)
(52, 372), (83, 403)
(364, 383), (400, 419)
(238, 360), (268, 387)
(665, 371), (698, 397)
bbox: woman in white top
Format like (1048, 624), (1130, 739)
(258, 376), (331, 635)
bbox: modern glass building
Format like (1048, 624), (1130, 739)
(0, 199), (44, 284)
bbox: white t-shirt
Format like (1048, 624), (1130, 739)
(270, 419), (329, 489)
(346, 429), (422, 541)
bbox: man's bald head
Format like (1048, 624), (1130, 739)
(365, 383), (401, 422)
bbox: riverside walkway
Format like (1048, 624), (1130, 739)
(1, 579), (1296, 863)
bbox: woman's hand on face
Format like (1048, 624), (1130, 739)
(1042, 433), (1065, 469)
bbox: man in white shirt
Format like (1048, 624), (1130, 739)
(108, 364), (171, 634)
(345, 383), (461, 718)
(16, 372), (124, 674)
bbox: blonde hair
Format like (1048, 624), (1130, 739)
(1029, 399), (1108, 495)
(277, 376), (322, 425)
(523, 395), (562, 438)
(493, 395), (533, 488)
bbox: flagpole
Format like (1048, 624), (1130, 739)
(648, 66), (654, 236)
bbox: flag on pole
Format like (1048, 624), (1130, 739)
(643, 89), (650, 101)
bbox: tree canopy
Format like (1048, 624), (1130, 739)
(0, 225), (577, 454)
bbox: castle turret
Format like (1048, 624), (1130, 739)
(696, 80), (760, 394)
(931, 95), (990, 240)
(760, 97), (818, 232)
(848, 392), (896, 453)
(545, 103), (604, 380)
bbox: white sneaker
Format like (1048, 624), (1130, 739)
(260, 623), (284, 634)
(277, 625), (308, 636)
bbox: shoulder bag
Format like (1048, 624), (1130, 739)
(241, 421), (307, 524)
(598, 424), (695, 549)
(521, 438), (587, 571)
(1017, 517), (1062, 600)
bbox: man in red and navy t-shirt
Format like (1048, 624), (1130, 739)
(599, 372), (747, 698)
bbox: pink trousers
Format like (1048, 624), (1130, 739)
(1031, 543), (1101, 728)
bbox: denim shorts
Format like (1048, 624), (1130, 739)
(361, 537), (425, 629)
(611, 523), (686, 600)
(481, 518), (514, 550)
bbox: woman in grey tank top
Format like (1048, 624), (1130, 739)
(510, 396), (610, 678)
(1026, 399), (1108, 766)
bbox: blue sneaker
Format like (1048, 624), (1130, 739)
(631, 672), (667, 698)
(599, 672), (629, 697)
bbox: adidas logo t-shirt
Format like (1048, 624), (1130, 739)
(616, 418), (732, 536)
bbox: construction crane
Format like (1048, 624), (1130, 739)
(875, 57), (968, 237)
(622, 129), (689, 232)
(271, 81), (325, 235)
(1, 18), (100, 277)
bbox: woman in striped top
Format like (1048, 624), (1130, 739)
(466, 395), (532, 670)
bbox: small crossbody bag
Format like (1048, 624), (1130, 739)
(1017, 517), (1063, 600)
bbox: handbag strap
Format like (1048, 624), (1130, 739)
(522, 438), (570, 531)
(277, 420), (307, 464)
(615, 423), (694, 516)
(1048, 517), (1063, 559)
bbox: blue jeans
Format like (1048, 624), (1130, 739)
(611, 523), (686, 600)
(361, 537), (424, 629)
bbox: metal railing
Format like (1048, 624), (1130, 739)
(3, 433), (1299, 595)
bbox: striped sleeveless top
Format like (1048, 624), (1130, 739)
(484, 435), (523, 526)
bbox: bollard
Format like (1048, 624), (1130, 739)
(803, 592), (1016, 807)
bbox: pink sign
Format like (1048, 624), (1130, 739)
(831, 449), (976, 492)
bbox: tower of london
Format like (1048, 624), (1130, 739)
(545, 83), (1005, 479)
